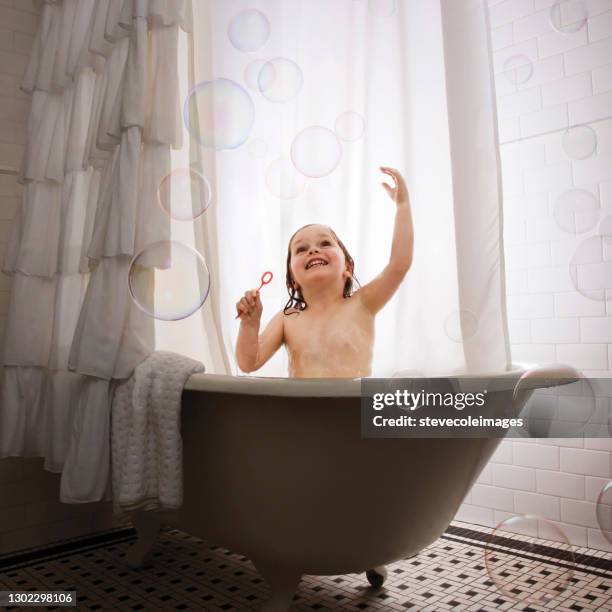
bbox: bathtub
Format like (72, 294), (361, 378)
(125, 364), (564, 612)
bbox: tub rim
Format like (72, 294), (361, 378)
(183, 362), (574, 397)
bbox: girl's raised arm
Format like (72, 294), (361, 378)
(357, 166), (414, 315)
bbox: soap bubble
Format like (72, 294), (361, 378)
(512, 365), (596, 437)
(248, 138), (268, 158)
(184, 78), (254, 150)
(550, 0), (587, 34)
(444, 310), (478, 343)
(290, 126), (342, 178)
(485, 515), (575, 605)
(553, 189), (599, 234)
(228, 9), (270, 53)
(128, 241), (210, 321)
(569, 235), (612, 301)
(597, 481), (612, 546)
(503, 55), (534, 85)
(257, 58), (303, 103)
(265, 157), (307, 199)
(244, 59), (268, 91)
(157, 168), (212, 221)
(562, 125), (597, 160)
(334, 111), (366, 142)
(368, 0), (396, 18)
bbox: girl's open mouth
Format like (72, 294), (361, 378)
(305, 258), (328, 270)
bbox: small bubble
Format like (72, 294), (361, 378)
(258, 58), (303, 103)
(228, 9), (270, 53)
(553, 189), (599, 234)
(562, 125), (597, 160)
(444, 310), (478, 343)
(157, 168), (212, 221)
(291, 126), (343, 178)
(334, 111), (366, 142)
(503, 55), (534, 85)
(569, 235), (612, 301)
(550, 0), (587, 34)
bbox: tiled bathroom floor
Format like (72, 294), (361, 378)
(0, 521), (610, 611)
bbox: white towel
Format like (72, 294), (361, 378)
(111, 350), (204, 513)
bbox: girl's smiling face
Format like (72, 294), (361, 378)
(289, 224), (347, 290)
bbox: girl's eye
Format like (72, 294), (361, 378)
(296, 246), (306, 253)
(321, 240), (331, 246)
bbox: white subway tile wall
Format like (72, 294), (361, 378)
(0, 1), (116, 556)
(458, 0), (612, 552)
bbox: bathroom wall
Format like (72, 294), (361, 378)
(456, 0), (612, 552)
(0, 0), (117, 556)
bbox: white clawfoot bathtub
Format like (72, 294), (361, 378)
(126, 365), (558, 611)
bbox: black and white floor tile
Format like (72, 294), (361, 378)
(0, 521), (610, 611)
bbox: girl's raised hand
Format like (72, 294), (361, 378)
(380, 166), (409, 206)
(235, 289), (263, 325)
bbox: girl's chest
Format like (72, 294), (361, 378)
(283, 301), (374, 351)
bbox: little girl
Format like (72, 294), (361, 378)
(235, 167), (413, 378)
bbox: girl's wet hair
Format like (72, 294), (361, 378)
(284, 224), (359, 315)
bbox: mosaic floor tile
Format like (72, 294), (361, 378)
(0, 521), (609, 611)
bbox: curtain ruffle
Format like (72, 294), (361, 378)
(23, 0), (192, 96)
(1, 0), (191, 502)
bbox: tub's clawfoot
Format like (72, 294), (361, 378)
(126, 511), (163, 568)
(253, 560), (301, 612)
(366, 565), (387, 588)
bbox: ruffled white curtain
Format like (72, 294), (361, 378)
(0, 0), (212, 502)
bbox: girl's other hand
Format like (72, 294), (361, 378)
(235, 289), (263, 325)
(380, 166), (409, 206)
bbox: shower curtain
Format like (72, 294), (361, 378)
(173, 0), (511, 378)
(0, 0), (201, 502)
(0, 0), (510, 503)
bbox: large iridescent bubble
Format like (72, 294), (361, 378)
(290, 126), (342, 178)
(184, 78), (254, 150)
(596, 481), (612, 546)
(512, 365), (596, 437)
(485, 515), (575, 605)
(128, 241), (210, 321)
(228, 9), (270, 53)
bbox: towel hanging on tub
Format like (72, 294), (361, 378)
(111, 350), (204, 513)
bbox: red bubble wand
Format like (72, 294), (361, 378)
(235, 271), (273, 319)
